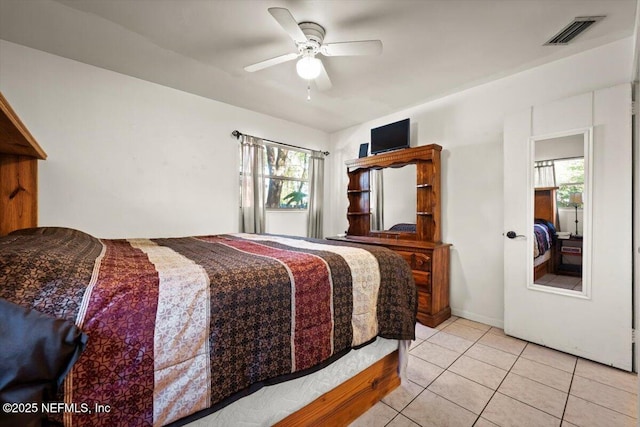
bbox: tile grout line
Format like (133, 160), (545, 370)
(392, 317), (633, 425)
(379, 318), (462, 426)
(570, 371), (639, 396)
(422, 323), (571, 424)
(505, 370), (569, 394)
(559, 359), (577, 424)
(565, 393), (639, 420)
(406, 319), (636, 426)
(475, 341), (573, 423)
(470, 328), (520, 426)
(399, 321), (471, 426)
(476, 344), (637, 423)
(424, 321), (507, 426)
(399, 318), (488, 426)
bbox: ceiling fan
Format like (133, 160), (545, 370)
(244, 7), (383, 91)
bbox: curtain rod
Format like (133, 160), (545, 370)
(232, 130), (329, 156)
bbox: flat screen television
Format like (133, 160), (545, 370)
(370, 119), (410, 154)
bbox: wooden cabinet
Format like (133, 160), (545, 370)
(333, 145), (451, 327)
(556, 237), (583, 276)
(373, 240), (451, 327)
(328, 236), (451, 327)
(0, 92), (47, 236)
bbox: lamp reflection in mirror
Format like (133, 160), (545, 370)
(569, 192), (583, 237)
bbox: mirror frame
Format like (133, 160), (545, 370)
(527, 128), (593, 299)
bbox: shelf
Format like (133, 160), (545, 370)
(560, 250), (582, 257)
(344, 145), (442, 243)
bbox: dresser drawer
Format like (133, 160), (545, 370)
(412, 270), (432, 293)
(396, 251), (432, 272)
(417, 290), (432, 314)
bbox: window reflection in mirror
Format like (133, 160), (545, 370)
(533, 133), (585, 293)
(370, 164), (416, 231)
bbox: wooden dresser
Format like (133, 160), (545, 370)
(330, 145), (451, 327)
(329, 235), (451, 327)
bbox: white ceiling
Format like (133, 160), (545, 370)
(0, 0), (636, 133)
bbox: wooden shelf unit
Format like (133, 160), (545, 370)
(337, 145), (451, 327)
(0, 92), (47, 236)
(346, 168), (371, 236)
(345, 145), (443, 243)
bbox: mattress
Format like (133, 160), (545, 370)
(534, 249), (551, 267)
(187, 337), (401, 426)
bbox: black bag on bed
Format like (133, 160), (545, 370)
(0, 298), (88, 427)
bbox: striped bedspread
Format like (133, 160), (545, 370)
(533, 222), (553, 258)
(0, 228), (416, 427)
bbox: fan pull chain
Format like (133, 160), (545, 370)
(307, 83), (311, 101)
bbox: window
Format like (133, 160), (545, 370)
(264, 145), (309, 209)
(554, 157), (584, 208)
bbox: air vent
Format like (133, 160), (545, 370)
(545, 16), (605, 45)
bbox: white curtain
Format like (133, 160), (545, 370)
(534, 160), (556, 187)
(371, 169), (384, 231)
(239, 135), (266, 233)
(306, 151), (325, 238)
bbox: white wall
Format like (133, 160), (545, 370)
(0, 40), (327, 238)
(265, 210), (308, 237)
(328, 37), (633, 327)
(534, 134), (584, 161)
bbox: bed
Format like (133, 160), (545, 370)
(0, 92), (417, 427)
(533, 187), (559, 281)
(0, 228), (416, 427)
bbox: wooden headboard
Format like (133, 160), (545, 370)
(0, 91), (47, 235)
(534, 187), (558, 228)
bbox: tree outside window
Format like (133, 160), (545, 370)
(264, 145), (309, 209)
(555, 157), (584, 208)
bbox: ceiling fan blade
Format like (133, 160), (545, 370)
(244, 52), (299, 72)
(321, 40), (383, 56)
(268, 7), (308, 44)
(315, 60), (332, 91)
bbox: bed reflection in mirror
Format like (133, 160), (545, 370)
(532, 132), (588, 294)
(370, 164), (416, 233)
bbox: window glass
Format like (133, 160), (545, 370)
(555, 158), (584, 208)
(264, 145), (309, 209)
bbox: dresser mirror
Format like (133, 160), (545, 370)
(531, 129), (591, 297)
(370, 164), (417, 232)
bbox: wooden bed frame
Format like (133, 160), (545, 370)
(0, 91), (400, 425)
(534, 187), (559, 281)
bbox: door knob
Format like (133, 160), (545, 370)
(505, 231), (525, 239)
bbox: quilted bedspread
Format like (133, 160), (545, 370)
(0, 228), (416, 427)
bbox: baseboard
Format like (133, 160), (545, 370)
(450, 308), (504, 329)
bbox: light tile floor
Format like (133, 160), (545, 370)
(535, 273), (582, 292)
(350, 316), (638, 427)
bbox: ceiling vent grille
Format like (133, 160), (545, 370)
(545, 16), (605, 45)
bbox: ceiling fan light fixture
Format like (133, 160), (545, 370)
(296, 55), (322, 80)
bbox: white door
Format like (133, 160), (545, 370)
(503, 84), (633, 370)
